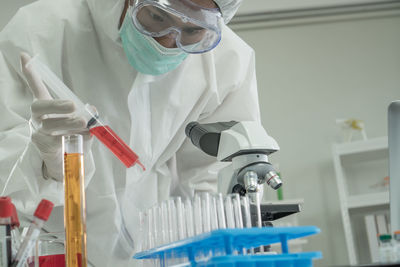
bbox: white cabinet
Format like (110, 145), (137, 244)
(332, 136), (389, 264)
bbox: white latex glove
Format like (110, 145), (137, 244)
(21, 52), (94, 181)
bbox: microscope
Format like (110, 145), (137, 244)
(185, 121), (301, 227)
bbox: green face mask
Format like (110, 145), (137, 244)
(119, 11), (188, 76)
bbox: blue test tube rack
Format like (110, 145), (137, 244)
(134, 226), (322, 266)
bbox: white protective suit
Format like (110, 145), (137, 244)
(0, 0), (260, 266)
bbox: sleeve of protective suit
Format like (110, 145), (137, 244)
(0, 24), (95, 216)
(175, 49), (261, 195)
(0, 50), (62, 212)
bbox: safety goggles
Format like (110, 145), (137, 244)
(131, 0), (223, 54)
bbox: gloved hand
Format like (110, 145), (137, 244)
(20, 52), (94, 181)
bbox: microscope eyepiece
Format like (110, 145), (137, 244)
(185, 121), (238, 157)
(185, 121), (199, 138)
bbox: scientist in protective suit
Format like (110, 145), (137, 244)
(0, 0), (261, 265)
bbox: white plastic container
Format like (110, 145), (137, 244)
(379, 234), (395, 263)
(393, 231), (400, 262)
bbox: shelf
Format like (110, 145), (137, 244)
(334, 136), (388, 156)
(347, 191), (389, 209)
(332, 136), (390, 265)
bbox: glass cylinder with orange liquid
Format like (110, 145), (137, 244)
(62, 134), (87, 267)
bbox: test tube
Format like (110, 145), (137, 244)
(0, 196), (13, 267)
(151, 206), (161, 247)
(10, 204), (21, 261)
(193, 194), (203, 235)
(241, 196), (253, 255)
(200, 193), (211, 233)
(230, 194), (243, 229)
(160, 202), (169, 245)
(240, 196), (252, 228)
(12, 200), (54, 267)
(167, 200), (178, 242)
(147, 211), (154, 250)
(175, 197), (186, 241)
(210, 196), (218, 231)
(184, 199), (194, 238)
(216, 194), (226, 229)
(224, 196), (235, 229)
(137, 211), (146, 251)
(63, 134), (88, 267)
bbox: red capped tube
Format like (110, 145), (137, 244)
(34, 199), (54, 221)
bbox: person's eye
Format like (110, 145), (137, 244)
(183, 28), (202, 35)
(149, 11), (164, 22)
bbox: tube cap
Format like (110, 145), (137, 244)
(11, 204), (20, 228)
(34, 199), (54, 221)
(0, 196), (13, 218)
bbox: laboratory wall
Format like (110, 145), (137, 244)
(231, 9), (400, 266)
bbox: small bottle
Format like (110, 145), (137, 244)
(379, 234), (394, 263)
(393, 231), (400, 262)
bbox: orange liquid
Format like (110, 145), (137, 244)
(63, 153), (87, 267)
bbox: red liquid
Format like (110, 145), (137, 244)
(90, 126), (145, 170)
(27, 254), (65, 267)
(36, 254), (78, 267)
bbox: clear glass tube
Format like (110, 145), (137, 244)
(167, 199), (178, 243)
(210, 196), (218, 231)
(0, 218), (12, 267)
(152, 206), (161, 247)
(147, 210), (154, 249)
(240, 196), (252, 228)
(216, 194), (226, 229)
(62, 134), (87, 267)
(193, 194), (203, 235)
(175, 197), (186, 240)
(138, 211), (147, 251)
(160, 201), (169, 245)
(200, 193), (211, 233)
(224, 196), (235, 229)
(248, 191), (263, 253)
(13, 217), (45, 267)
(241, 196), (253, 255)
(184, 199), (194, 238)
(230, 194), (243, 229)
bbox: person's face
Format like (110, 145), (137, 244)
(120, 0), (218, 48)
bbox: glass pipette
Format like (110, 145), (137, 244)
(26, 56), (145, 170)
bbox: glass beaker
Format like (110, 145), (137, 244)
(30, 232), (65, 267)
